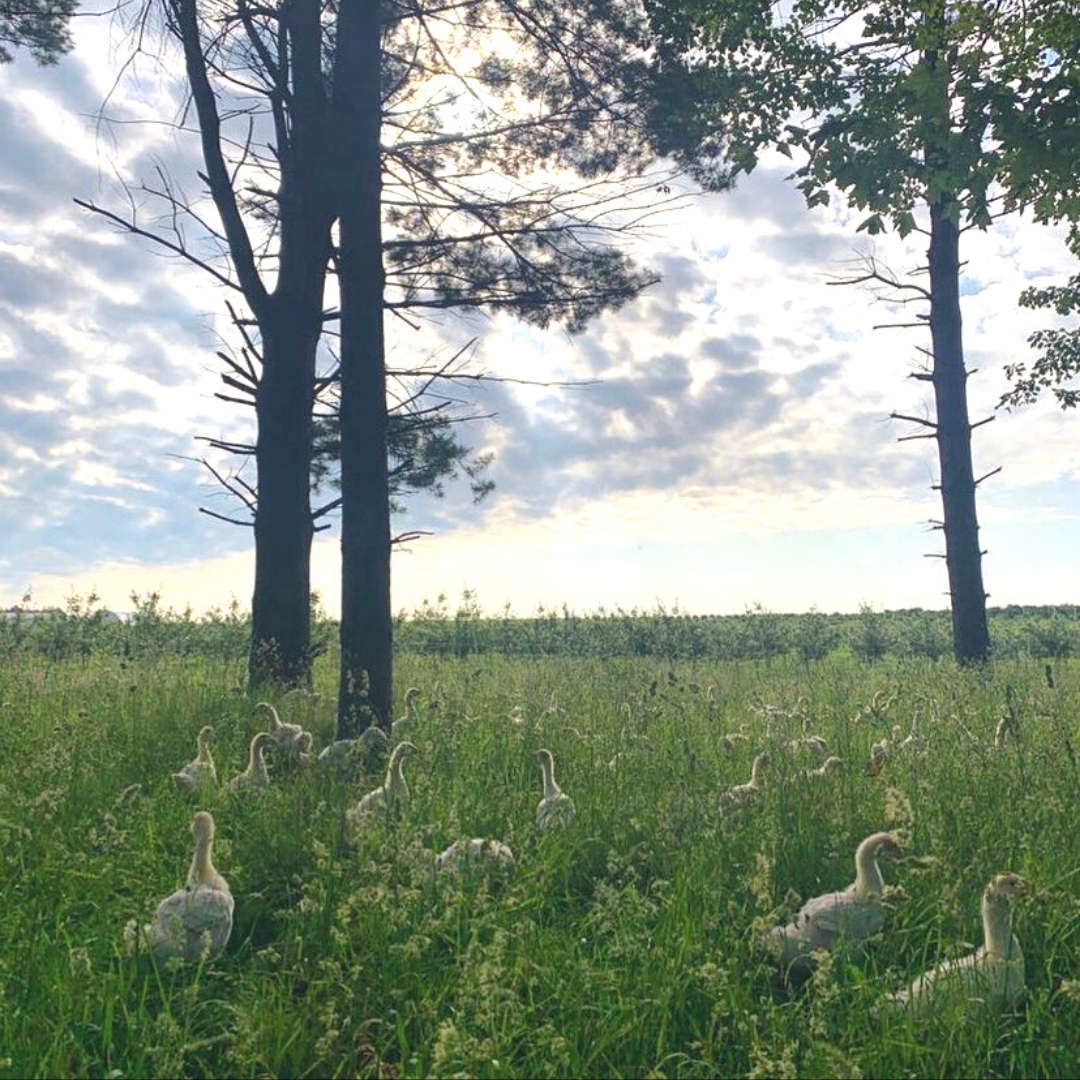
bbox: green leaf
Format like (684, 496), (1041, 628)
(895, 211), (917, 238)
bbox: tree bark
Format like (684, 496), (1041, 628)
(922, 36), (990, 665)
(244, 0), (333, 688)
(174, 0), (333, 688)
(333, 0), (393, 734)
(927, 200), (990, 664)
(249, 314), (318, 687)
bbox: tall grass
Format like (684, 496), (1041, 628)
(1, 652), (1077, 1077)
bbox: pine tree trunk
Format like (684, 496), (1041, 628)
(927, 201), (990, 664)
(333, 0), (393, 735)
(249, 316), (317, 687)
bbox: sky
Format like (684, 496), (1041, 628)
(0, 12), (1077, 619)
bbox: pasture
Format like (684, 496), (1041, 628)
(1, 651), (1078, 1078)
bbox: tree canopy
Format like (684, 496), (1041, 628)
(1, 0), (75, 63)
(646, 0), (1079, 234)
(1002, 227), (1080, 412)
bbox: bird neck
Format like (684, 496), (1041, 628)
(750, 759), (765, 788)
(540, 757), (560, 798)
(982, 894), (1016, 958)
(406, 695), (419, 722)
(250, 741), (268, 780)
(197, 734), (213, 763)
(853, 843), (885, 897)
(188, 835), (215, 888)
(388, 752), (408, 790)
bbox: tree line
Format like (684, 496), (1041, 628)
(6, 0), (1079, 729)
(3, 590), (1079, 666)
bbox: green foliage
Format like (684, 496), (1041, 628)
(0, 0), (75, 64)
(1, 651), (1078, 1077)
(645, 0), (1080, 233)
(852, 602), (891, 662)
(4, 590), (1078, 664)
(312, 406), (494, 514)
(1002, 226), (1080, 411)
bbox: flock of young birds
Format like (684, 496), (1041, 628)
(130, 686), (1034, 1024)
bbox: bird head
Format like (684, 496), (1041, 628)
(874, 834), (903, 860)
(987, 873), (1030, 902)
(255, 702), (282, 730)
(192, 811), (215, 843)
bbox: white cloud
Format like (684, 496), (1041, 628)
(1, 18), (1078, 614)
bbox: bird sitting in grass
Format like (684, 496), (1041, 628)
(391, 687), (421, 740)
(718, 752), (769, 818)
(867, 737), (890, 777)
(804, 755), (844, 780)
(173, 725), (217, 794)
(436, 838), (516, 875)
(535, 748), (575, 830)
(767, 832), (902, 975)
(258, 702), (311, 764)
(885, 873), (1030, 1019)
(126, 811), (233, 963)
(228, 732), (273, 795)
(719, 731), (750, 755)
(317, 724), (389, 778)
(786, 716), (829, 761)
(345, 741), (418, 828)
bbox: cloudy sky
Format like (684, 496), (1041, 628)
(1, 13), (1077, 618)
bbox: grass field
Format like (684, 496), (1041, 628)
(1, 652), (1078, 1078)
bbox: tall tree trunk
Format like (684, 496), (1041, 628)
(249, 316), (318, 687)
(928, 200), (990, 664)
(246, 0), (331, 689)
(333, 0), (393, 735)
(922, 35), (990, 665)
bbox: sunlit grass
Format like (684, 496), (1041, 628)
(1, 653), (1077, 1077)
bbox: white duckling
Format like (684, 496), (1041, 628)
(804, 755), (844, 780)
(886, 873), (1030, 1018)
(855, 689), (894, 726)
(719, 732), (751, 754)
(896, 714), (927, 755)
(345, 740), (418, 825)
(768, 832), (902, 973)
(757, 704), (793, 740)
(718, 752), (769, 817)
(172, 725), (217, 793)
(786, 716), (829, 761)
(867, 737), (890, 777)
(317, 724), (389, 778)
(436, 838), (516, 875)
(257, 701), (311, 762)
(129, 811), (234, 963)
(228, 731), (273, 794)
(535, 748), (575, 831)
(295, 730), (314, 764)
(391, 687), (421, 740)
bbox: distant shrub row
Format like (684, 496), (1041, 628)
(2, 588), (1078, 665)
